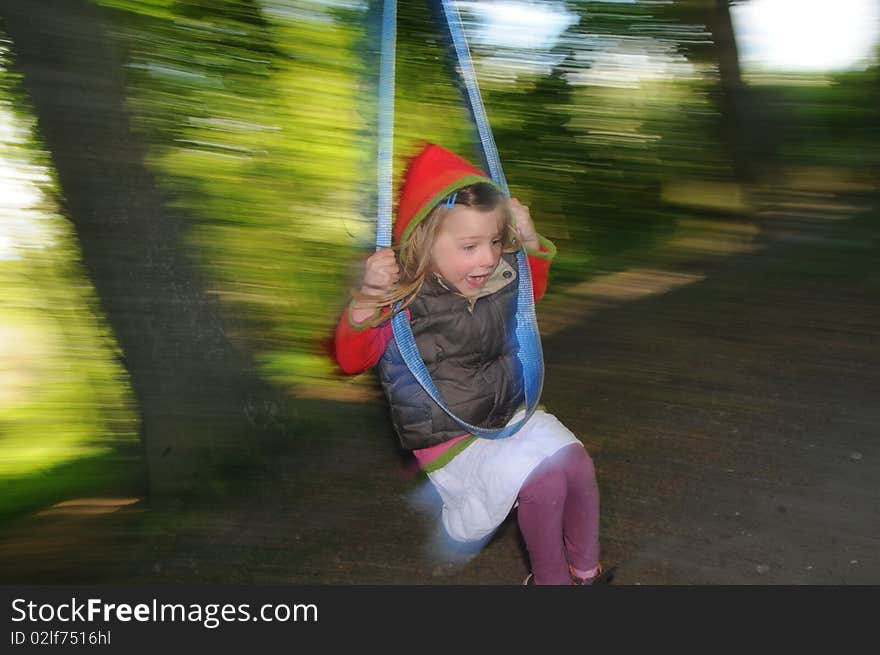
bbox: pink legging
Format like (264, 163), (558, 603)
(516, 443), (600, 585)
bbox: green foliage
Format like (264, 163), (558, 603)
(0, 49), (141, 519)
(747, 69), (880, 170)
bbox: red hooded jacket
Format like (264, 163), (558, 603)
(334, 142), (555, 375)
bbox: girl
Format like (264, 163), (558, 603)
(335, 143), (610, 585)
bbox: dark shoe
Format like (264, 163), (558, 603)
(569, 562), (616, 585)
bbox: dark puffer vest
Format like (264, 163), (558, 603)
(377, 252), (525, 450)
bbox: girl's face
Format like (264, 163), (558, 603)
(430, 204), (507, 297)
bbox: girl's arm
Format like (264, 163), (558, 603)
(334, 246), (400, 374)
(509, 197), (556, 302)
(526, 235), (556, 302)
(334, 305), (393, 374)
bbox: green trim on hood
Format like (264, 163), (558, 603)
(399, 174), (502, 245)
(525, 234), (557, 261)
(346, 301), (381, 330)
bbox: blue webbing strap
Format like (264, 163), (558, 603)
(378, 0), (545, 439)
(376, 0), (396, 250)
(436, 0), (509, 196)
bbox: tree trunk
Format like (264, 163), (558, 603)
(1, 0), (289, 494)
(705, 0), (753, 182)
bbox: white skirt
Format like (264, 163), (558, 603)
(426, 409), (582, 543)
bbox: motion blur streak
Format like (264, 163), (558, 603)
(0, 0), (877, 584)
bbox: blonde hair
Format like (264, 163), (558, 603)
(353, 183), (518, 326)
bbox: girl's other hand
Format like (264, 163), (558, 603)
(509, 198), (539, 250)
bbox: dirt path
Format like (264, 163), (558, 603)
(1, 179), (878, 585)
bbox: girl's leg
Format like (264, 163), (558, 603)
(516, 450), (573, 585)
(559, 444), (601, 576)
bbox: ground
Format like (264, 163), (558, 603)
(1, 172), (878, 585)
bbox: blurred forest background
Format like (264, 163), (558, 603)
(0, 0), (877, 526)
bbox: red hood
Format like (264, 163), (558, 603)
(394, 143), (498, 245)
